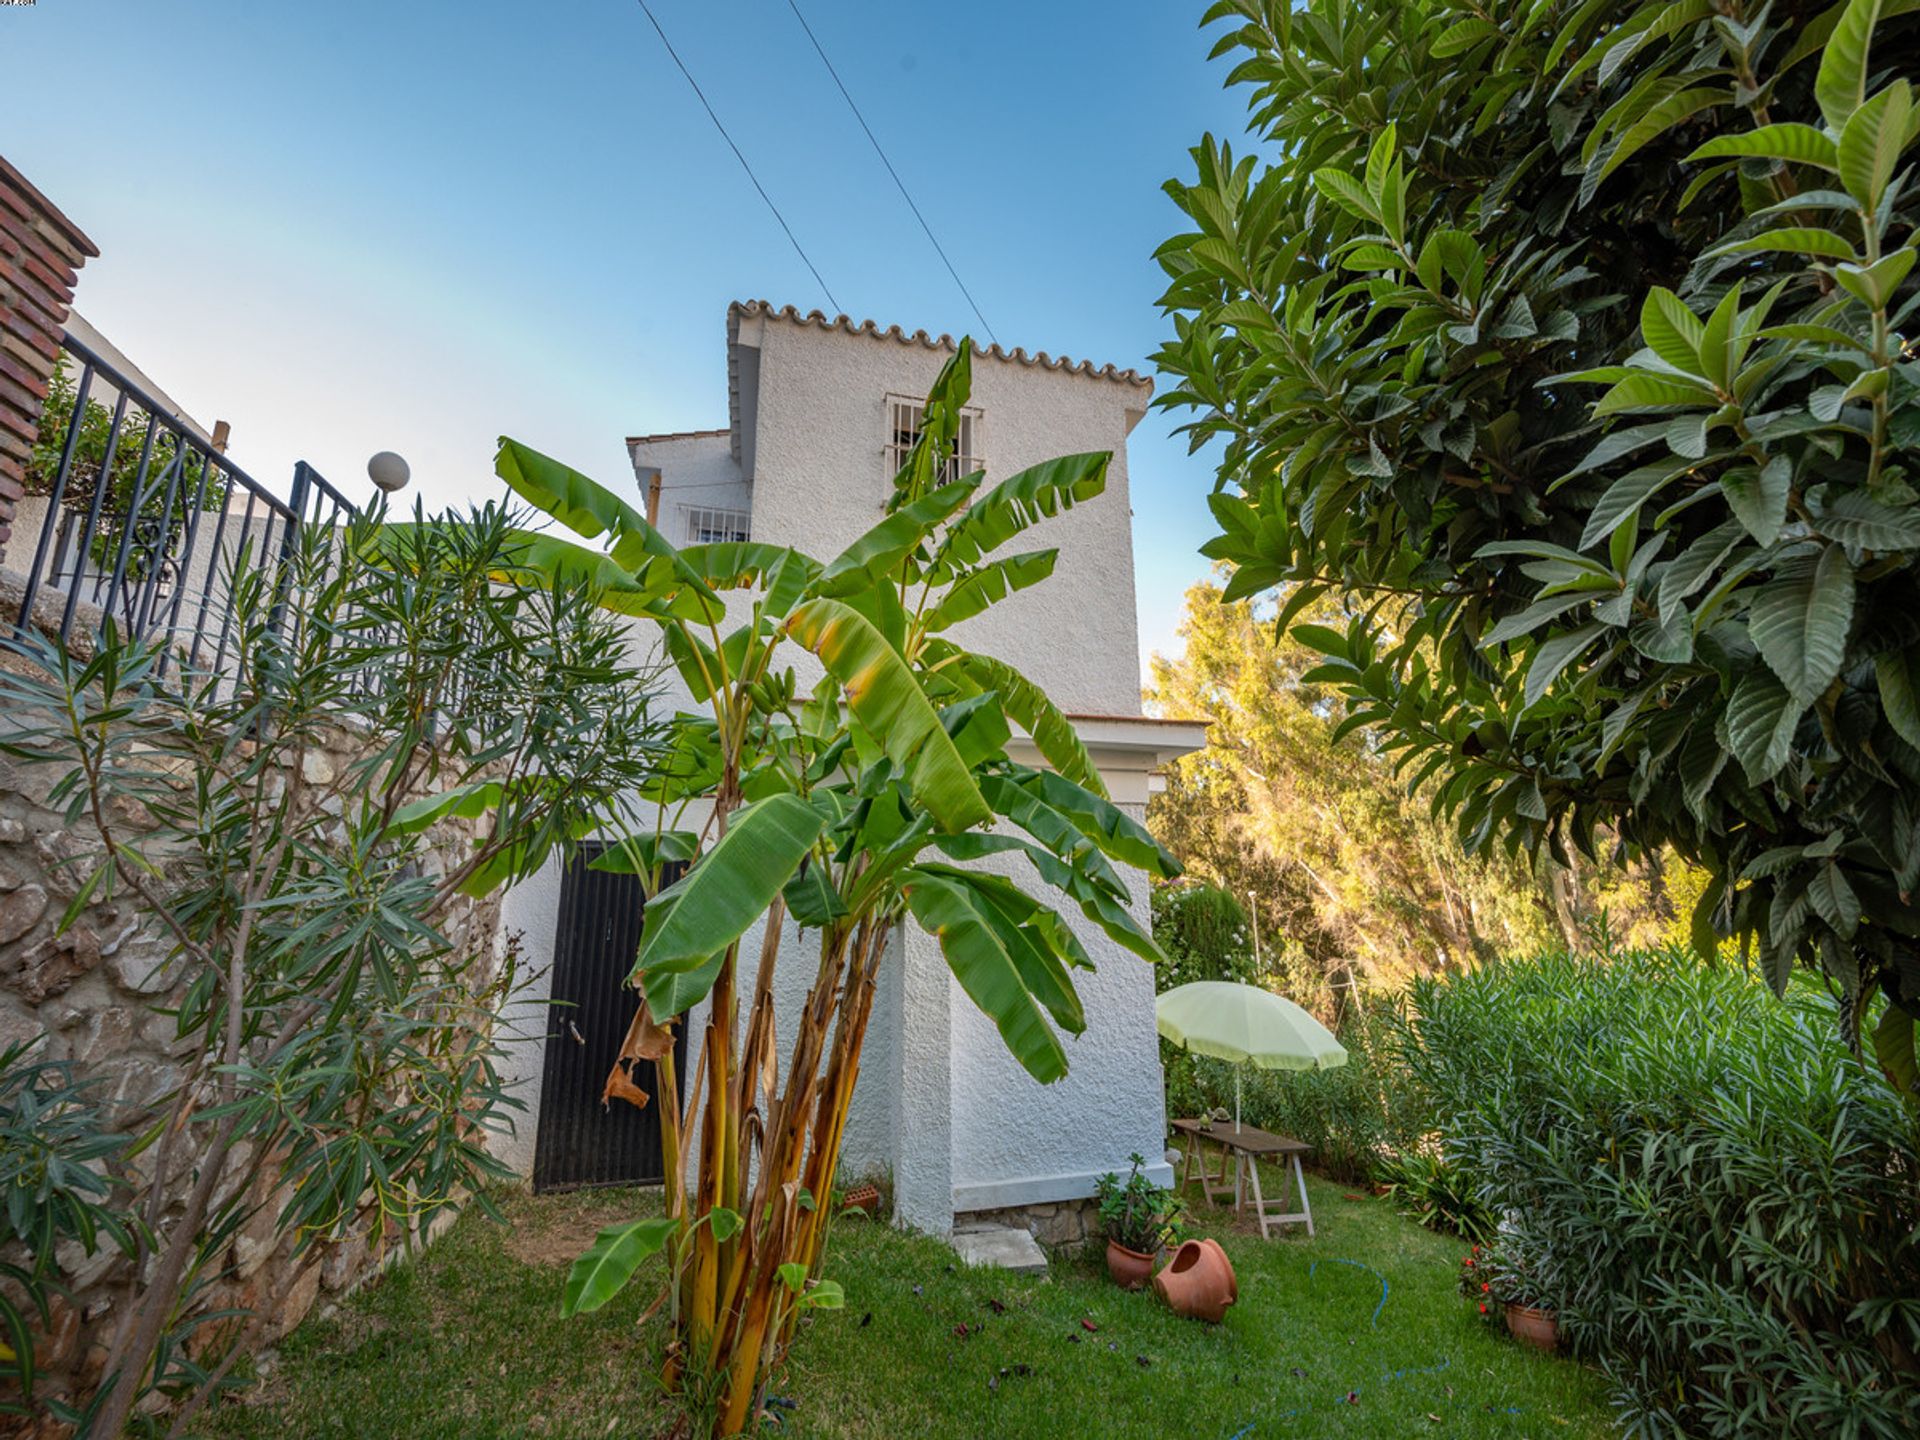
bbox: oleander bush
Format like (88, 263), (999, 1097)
(1404, 948), (1920, 1438)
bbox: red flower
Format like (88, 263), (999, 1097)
(1481, 1282), (1490, 1293)
(1478, 1303), (1487, 1314)
(1463, 1258), (1474, 1268)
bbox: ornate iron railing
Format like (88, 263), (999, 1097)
(11, 330), (356, 676)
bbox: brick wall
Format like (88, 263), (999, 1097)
(0, 155), (97, 561)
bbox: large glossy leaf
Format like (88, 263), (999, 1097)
(561, 1217), (677, 1317)
(678, 541), (821, 618)
(496, 440), (722, 622)
(785, 598), (990, 832)
(493, 529), (667, 617)
(1016, 769), (1181, 878)
(928, 645), (1108, 797)
(1837, 79), (1913, 209)
(814, 477), (981, 598)
(1726, 668), (1802, 782)
(1814, 0), (1882, 133)
(1686, 123), (1839, 169)
(1748, 547), (1855, 702)
(925, 550), (1059, 631)
(630, 793), (825, 1015)
(931, 454), (1112, 578)
(900, 867), (1070, 1083)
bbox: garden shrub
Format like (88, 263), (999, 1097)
(1405, 948), (1920, 1437)
(1150, 881), (1257, 989)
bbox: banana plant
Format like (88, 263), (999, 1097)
(491, 341), (1176, 1437)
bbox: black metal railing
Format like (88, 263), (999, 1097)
(12, 331), (356, 677)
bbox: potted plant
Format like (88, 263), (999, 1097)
(1094, 1153), (1182, 1289)
(1462, 1239), (1559, 1352)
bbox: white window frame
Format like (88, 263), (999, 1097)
(884, 394), (983, 490)
(680, 504), (751, 546)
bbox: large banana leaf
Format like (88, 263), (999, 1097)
(925, 549), (1059, 631)
(679, 541), (820, 618)
(1017, 768), (1181, 877)
(901, 866), (1070, 1082)
(890, 345), (974, 508)
(929, 645), (1107, 797)
(497, 438), (653, 570)
(814, 477), (981, 599)
(629, 791), (825, 1015)
(931, 827), (1163, 966)
(485, 528), (664, 616)
(785, 598), (990, 833)
(496, 439), (723, 622)
(932, 454), (1111, 577)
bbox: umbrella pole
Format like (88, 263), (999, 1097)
(1235, 1067), (1242, 1133)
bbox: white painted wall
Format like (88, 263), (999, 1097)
(498, 306), (1177, 1231)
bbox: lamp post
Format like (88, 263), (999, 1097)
(367, 450), (411, 499)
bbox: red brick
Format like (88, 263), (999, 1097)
(0, 261), (65, 337)
(4, 246), (74, 309)
(0, 403), (37, 446)
(0, 211), (82, 293)
(0, 309), (58, 365)
(0, 348), (50, 403)
(0, 156), (98, 263)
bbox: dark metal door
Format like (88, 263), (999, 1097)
(532, 848), (688, 1193)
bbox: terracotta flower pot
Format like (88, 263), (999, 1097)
(1105, 1239), (1156, 1290)
(1153, 1238), (1238, 1323)
(1505, 1302), (1558, 1352)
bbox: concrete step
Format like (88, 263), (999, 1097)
(949, 1225), (1048, 1276)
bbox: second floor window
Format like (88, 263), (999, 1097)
(886, 396), (982, 486)
(682, 505), (750, 545)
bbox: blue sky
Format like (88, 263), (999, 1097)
(3, 0), (1248, 678)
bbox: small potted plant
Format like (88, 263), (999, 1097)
(1462, 1239), (1559, 1351)
(1094, 1153), (1182, 1289)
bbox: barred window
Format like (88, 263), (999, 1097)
(681, 505), (750, 545)
(885, 395), (982, 486)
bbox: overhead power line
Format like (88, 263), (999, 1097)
(634, 0), (841, 314)
(782, 0), (998, 346)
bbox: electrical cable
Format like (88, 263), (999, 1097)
(634, 0), (841, 313)
(782, 0), (998, 345)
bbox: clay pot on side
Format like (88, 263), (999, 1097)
(1153, 1238), (1238, 1323)
(1106, 1240), (1156, 1290)
(1505, 1302), (1559, 1352)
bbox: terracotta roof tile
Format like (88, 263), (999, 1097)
(729, 300), (1153, 389)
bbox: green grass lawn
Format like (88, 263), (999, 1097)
(202, 1166), (1615, 1439)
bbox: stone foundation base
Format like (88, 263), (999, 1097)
(954, 1197), (1098, 1251)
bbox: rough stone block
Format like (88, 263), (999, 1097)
(950, 1226), (1048, 1276)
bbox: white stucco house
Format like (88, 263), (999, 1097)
(496, 301), (1202, 1242)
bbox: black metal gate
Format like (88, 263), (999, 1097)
(532, 847), (688, 1193)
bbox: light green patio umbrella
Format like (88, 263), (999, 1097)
(1155, 980), (1347, 1130)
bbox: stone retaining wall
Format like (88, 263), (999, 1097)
(954, 1198), (1100, 1252)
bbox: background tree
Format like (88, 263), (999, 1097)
(1147, 577), (1680, 991)
(1154, 0), (1920, 1093)
(501, 342), (1177, 1438)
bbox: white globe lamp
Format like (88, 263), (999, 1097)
(368, 451), (411, 494)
